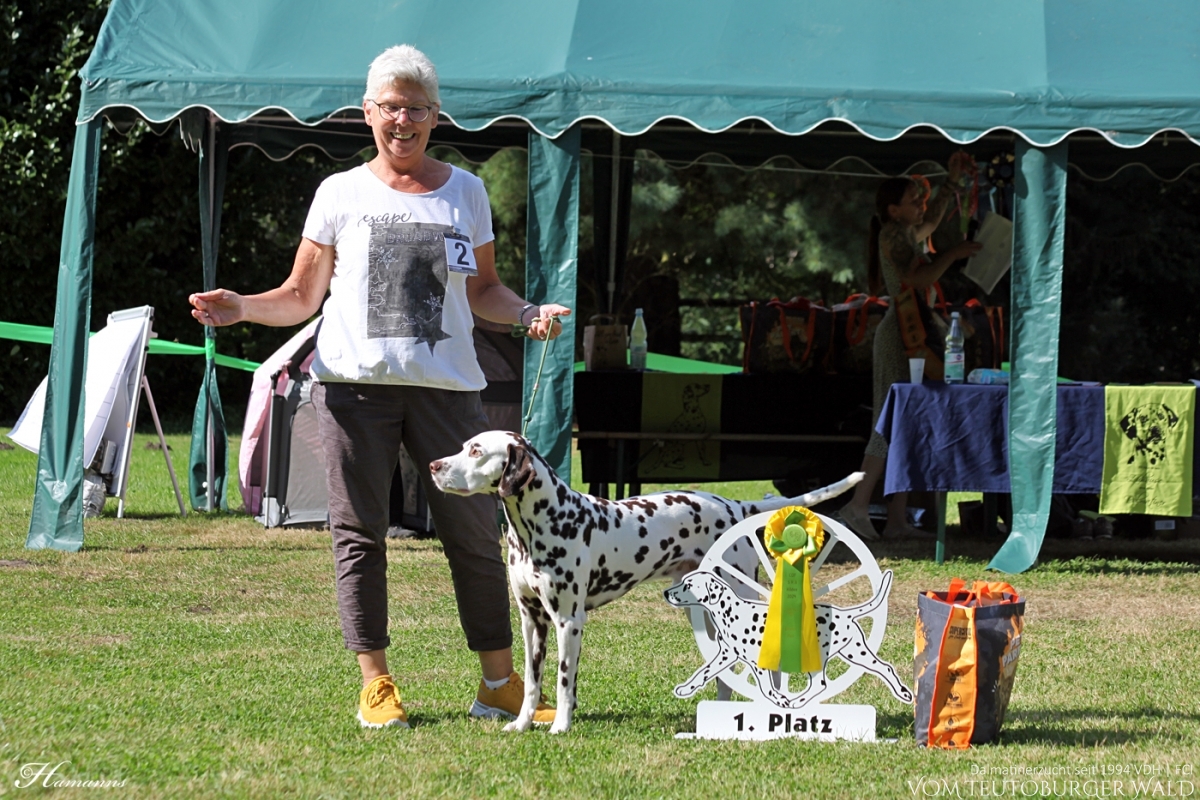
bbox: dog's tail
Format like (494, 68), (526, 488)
(841, 569), (894, 618)
(747, 471), (864, 515)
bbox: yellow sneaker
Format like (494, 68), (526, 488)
(357, 675), (409, 729)
(469, 672), (555, 724)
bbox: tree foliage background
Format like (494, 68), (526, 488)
(4, 0), (1200, 428)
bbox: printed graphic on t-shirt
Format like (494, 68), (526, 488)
(366, 220), (454, 350)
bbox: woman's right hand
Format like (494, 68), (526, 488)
(948, 240), (983, 261)
(189, 289), (245, 327)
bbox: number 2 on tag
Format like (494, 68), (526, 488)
(445, 234), (478, 275)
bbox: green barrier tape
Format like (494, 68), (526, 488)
(573, 351), (741, 374)
(0, 320), (260, 372)
(0, 321), (54, 345)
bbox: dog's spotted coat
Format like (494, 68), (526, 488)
(430, 430), (862, 733)
(664, 570), (914, 707)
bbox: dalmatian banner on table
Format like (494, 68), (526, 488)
(664, 509), (913, 741)
(1099, 385), (1195, 518)
(638, 374), (722, 480)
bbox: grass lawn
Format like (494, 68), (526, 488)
(2, 429), (1199, 799)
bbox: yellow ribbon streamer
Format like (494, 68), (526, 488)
(758, 506), (825, 675)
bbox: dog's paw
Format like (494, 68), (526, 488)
(673, 684), (697, 699)
(548, 723), (571, 735)
(503, 719), (532, 733)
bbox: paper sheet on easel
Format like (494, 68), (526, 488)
(962, 212), (1013, 295)
(7, 316), (145, 463)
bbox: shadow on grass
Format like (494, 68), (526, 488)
(91, 512), (192, 521)
(404, 708), (698, 731)
(878, 708), (918, 736)
(819, 528), (1200, 572)
(402, 711), (460, 729)
(95, 511), (252, 521)
(999, 706), (1200, 746)
(83, 543), (326, 553)
(572, 709), (700, 729)
(1032, 557), (1200, 575)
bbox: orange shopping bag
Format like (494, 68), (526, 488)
(914, 579), (1024, 748)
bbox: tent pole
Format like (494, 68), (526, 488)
(205, 117), (216, 513)
(606, 133), (621, 314)
(189, 112), (229, 512)
(27, 118), (103, 551)
(523, 126), (580, 478)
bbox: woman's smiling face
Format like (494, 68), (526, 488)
(364, 81), (438, 169)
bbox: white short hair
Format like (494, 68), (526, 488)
(364, 45), (440, 105)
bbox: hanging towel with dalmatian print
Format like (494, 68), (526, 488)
(1099, 385), (1194, 517)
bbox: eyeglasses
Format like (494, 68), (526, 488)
(368, 100), (434, 123)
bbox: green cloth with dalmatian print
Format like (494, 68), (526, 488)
(1100, 385), (1194, 517)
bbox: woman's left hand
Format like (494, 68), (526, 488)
(528, 304), (571, 341)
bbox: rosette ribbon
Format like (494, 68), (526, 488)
(947, 151), (979, 236)
(757, 506), (825, 675)
(908, 174), (936, 253)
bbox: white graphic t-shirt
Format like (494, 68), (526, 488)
(302, 164), (494, 390)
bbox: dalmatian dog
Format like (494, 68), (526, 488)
(1119, 403), (1180, 465)
(664, 569), (913, 708)
(429, 430), (862, 734)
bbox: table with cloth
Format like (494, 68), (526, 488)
(875, 382), (1198, 562)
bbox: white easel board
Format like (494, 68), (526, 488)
(9, 311), (147, 464)
(7, 306), (183, 517)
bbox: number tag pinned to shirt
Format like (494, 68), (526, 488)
(444, 231), (478, 275)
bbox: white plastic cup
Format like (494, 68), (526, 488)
(909, 357), (925, 384)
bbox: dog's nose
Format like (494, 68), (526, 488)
(429, 459), (443, 474)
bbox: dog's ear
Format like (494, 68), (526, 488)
(1165, 404), (1180, 428)
(499, 441), (536, 498)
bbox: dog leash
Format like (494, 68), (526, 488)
(511, 313), (558, 439)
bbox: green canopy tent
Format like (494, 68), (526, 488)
(34, 0), (1200, 572)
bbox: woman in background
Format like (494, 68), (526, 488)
(838, 164), (981, 540)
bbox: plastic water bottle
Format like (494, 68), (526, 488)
(629, 308), (648, 370)
(944, 311), (965, 384)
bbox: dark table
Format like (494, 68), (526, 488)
(575, 371), (873, 498)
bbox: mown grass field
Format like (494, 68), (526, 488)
(1, 430), (1199, 799)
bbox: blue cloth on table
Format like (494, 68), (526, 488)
(875, 383), (1106, 495)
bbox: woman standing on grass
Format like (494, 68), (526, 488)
(189, 44), (568, 729)
(838, 162), (981, 541)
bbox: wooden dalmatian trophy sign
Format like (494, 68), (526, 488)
(664, 507), (913, 741)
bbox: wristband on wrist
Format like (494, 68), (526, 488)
(518, 303), (536, 327)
